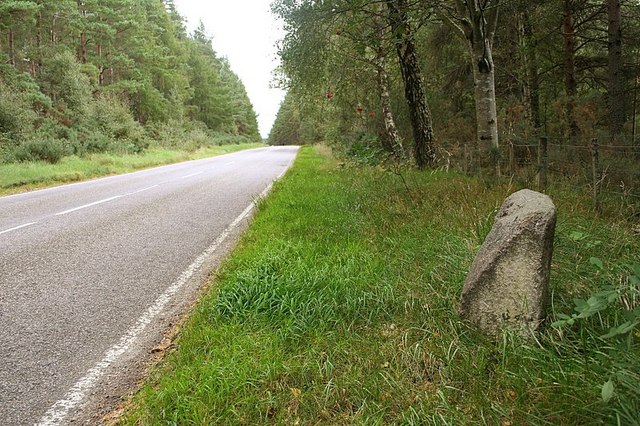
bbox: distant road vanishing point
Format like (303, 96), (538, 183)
(0, 146), (299, 425)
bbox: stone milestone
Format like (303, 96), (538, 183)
(459, 189), (557, 335)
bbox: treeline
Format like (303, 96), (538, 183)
(0, 0), (260, 164)
(269, 0), (640, 170)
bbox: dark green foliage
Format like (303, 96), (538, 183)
(0, 0), (260, 164)
(11, 138), (68, 164)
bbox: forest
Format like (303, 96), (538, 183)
(0, 0), (260, 165)
(269, 0), (639, 205)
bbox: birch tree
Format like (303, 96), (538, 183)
(373, 12), (404, 156)
(438, 0), (500, 171)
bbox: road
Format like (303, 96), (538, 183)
(0, 146), (299, 425)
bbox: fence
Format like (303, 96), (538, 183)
(447, 136), (639, 215)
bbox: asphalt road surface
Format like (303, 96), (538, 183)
(0, 146), (299, 425)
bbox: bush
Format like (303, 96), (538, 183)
(211, 132), (254, 146)
(40, 51), (92, 120)
(146, 119), (187, 148)
(146, 119), (217, 151)
(345, 133), (385, 165)
(11, 139), (68, 164)
(79, 132), (110, 155)
(0, 81), (37, 143)
(108, 137), (149, 155)
(90, 93), (144, 141)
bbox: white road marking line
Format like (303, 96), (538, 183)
(0, 222), (38, 236)
(54, 185), (157, 217)
(126, 185), (159, 196)
(37, 201), (256, 426)
(181, 171), (203, 179)
(54, 196), (124, 216)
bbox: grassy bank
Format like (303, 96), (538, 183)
(123, 146), (639, 425)
(0, 143), (264, 196)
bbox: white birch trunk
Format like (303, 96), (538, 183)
(375, 41), (403, 156)
(442, 0), (501, 174)
(470, 44), (499, 151)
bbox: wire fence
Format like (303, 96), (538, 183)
(443, 136), (639, 215)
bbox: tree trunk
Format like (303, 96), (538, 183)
(51, 14), (57, 45)
(78, 1), (88, 63)
(376, 57), (404, 157)
(470, 43), (499, 150)
(522, 9), (541, 130)
(80, 31), (87, 63)
(607, 0), (624, 139)
(36, 11), (41, 48)
(374, 14), (403, 157)
(8, 29), (15, 65)
(633, 77), (638, 145)
(442, 0), (500, 174)
(562, 0), (579, 139)
(386, 0), (436, 168)
(97, 44), (105, 85)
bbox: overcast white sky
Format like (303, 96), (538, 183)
(173, 0), (286, 138)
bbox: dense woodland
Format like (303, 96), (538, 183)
(0, 0), (260, 164)
(268, 0), (640, 177)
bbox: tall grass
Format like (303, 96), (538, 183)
(123, 146), (638, 425)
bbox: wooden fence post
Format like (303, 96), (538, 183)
(591, 138), (601, 212)
(463, 143), (468, 174)
(537, 136), (548, 192)
(509, 141), (515, 175)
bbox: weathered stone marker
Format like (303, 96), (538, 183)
(459, 189), (557, 335)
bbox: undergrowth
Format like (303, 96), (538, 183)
(123, 146), (639, 425)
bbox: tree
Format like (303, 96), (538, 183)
(607, 0), (624, 138)
(0, 1), (40, 66)
(268, 91), (302, 145)
(386, 0), (436, 167)
(373, 7), (404, 155)
(438, 0), (500, 172)
(274, 0), (436, 166)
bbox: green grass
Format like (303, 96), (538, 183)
(0, 143), (264, 196)
(122, 146), (639, 425)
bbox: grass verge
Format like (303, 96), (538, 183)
(0, 143), (264, 196)
(122, 146), (639, 425)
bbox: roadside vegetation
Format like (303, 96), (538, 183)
(123, 146), (639, 425)
(0, 142), (264, 196)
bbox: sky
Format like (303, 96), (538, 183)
(173, 0), (286, 139)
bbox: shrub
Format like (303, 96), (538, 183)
(0, 81), (36, 142)
(90, 93), (144, 141)
(40, 51), (92, 120)
(108, 137), (149, 155)
(145, 119), (187, 148)
(345, 133), (385, 165)
(11, 138), (68, 164)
